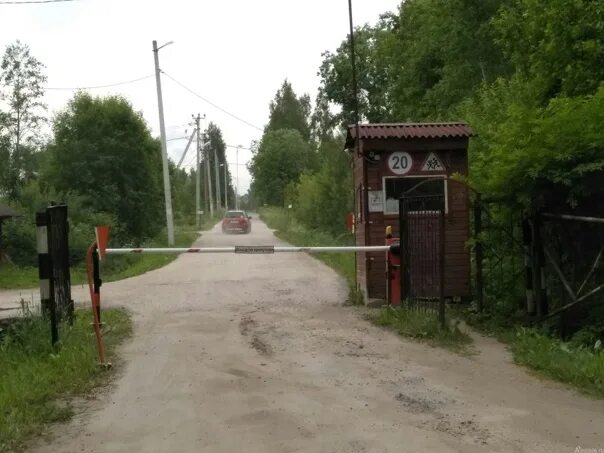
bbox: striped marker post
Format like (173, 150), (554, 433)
(36, 211), (58, 345)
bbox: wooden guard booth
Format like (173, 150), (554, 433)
(345, 123), (474, 302)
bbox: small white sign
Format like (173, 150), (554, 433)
(387, 152), (413, 175)
(421, 152), (445, 172)
(368, 191), (384, 212)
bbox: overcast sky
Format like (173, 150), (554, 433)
(1, 0), (400, 194)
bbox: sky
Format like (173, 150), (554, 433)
(0, 0), (400, 195)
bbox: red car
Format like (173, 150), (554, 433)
(221, 210), (252, 234)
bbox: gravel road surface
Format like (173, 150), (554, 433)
(14, 216), (603, 452)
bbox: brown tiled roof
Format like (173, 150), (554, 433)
(0, 204), (19, 220)
(346, 122), (474, 147)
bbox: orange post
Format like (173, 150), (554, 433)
(86, 241), (108, 367)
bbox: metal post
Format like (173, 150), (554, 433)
(474, 195), (484, 312)
(152, 40), (175, 246)
(439, 196), (446, 328)
(36, 211), (58, 345)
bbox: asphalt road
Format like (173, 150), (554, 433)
(20, 216), (604, 453)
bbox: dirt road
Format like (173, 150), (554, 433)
(26, 217), (603, 452)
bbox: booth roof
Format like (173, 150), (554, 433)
(345, 122), (474, 148)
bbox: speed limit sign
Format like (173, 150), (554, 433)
(387, 152), (413, 175)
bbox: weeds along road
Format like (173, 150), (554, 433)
(29, 216), (604, 453)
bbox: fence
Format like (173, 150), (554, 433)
(399, 193), (445, 327)
(473, 200), (604, 335)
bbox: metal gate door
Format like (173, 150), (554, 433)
(399, 194), (445, 326)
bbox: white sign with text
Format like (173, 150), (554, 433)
(387, 152), (413, 175)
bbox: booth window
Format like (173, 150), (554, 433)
(383, 176), (447, 214)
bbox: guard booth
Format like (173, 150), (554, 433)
(345, 123), (474, 303)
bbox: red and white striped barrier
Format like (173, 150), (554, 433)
(105, 245), (392, 255)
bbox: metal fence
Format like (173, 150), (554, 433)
(399, 194), (445, 327)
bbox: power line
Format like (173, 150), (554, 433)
(0, 0), (77, 3)
(45, 74), (154, 91)
(161, 71), (263, 132)
(225, 144), (252, 151)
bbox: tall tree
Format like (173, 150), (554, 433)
(48, 92), (163, 242)
(265, 80), (311, 141)
(0, 41), (47, 197)
(249, 129), (311, 206)
(204, 122), (234, 209)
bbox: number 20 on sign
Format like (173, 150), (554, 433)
(388, 152), (413, 175)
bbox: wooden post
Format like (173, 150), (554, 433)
(47, 205), (73, 324)
(473, 195), (484, 312)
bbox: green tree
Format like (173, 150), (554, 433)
(170, 163), (195, 224)
(390, 0), (508, 120)
(265, 80), (311, 141)
(0, 40), (47, 198)
(48, 92), (163, 242)
(318, 17), (397, 126)
(203, 122), (234, 210)
(494, 0), (604, 102)
(249, 129), (311, 206)
(291, 136), (353, 234)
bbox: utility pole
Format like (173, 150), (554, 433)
(152, 40), (175, 246)
(224, 164), (228, 209)
(236, 145), (241, 210)
(205, 133), (214, 217)
(214, 148), (221, 211)
(177, 129), (197, 168)
(193, 114), (205, 228)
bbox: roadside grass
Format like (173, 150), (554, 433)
(511, 328), (604, 397)
(0, 218), (219, 290)
(369, 306), (473, 354)
(0, 264), (38, 290)
(0, 308), (132, 452)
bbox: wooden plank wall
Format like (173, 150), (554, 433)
(361, 147), (471, 300)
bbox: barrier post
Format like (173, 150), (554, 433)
(86, 241), (108, 367)
(92, 247), (102, 325)
(36, 210), (58, 345)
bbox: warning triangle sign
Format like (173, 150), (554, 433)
(421, 152), (445, 172)
(95, 226), (110, 259)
